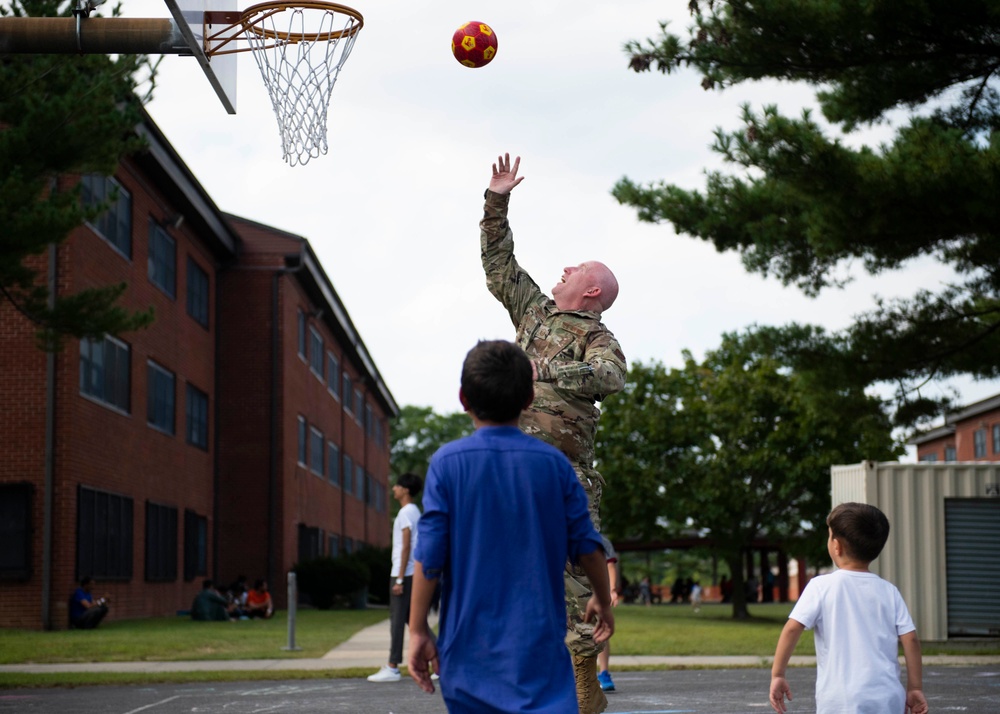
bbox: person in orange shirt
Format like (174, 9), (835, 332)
(246, 579), (274, 619)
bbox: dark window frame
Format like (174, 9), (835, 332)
(79, 335), (131, 413)
(76, 485), (133, 581)
(185, 383), (209, 450)
(0, 483), (33, 580)
(974, 428), (987, 459)
(186, 256), (210, 328)
(308, 327), (324, 380)
(327, 441), (341, 487)
(147, 361), (176, 435)
(148, 220), (177, 298)
(183, 509), (208, 582)
(309, 426), (325, 476)
(145, 501), (178, 582)
(81, 174), (132, 259)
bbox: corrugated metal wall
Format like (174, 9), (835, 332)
(830, 462), (1000, 641)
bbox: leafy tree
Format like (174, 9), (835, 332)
(390, 405), (474, 478)
(597, 330), (900, 618)
(614, 1), (1000, 424)
(1, 0), (157, 349)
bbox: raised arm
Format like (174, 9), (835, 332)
(489, 153), (524, 195)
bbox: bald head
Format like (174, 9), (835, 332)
(551, 261), (619, 313)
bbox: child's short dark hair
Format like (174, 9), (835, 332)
(461, 340), (533, 423)
(827, 502), (890, 563)
(396, 472), (423, 497)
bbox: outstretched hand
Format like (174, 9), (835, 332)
(583, 595), (615, 644)
(489, 153), (525, 195)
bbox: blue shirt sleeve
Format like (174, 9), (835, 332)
(413, 460), (449, 579)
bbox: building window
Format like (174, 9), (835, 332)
(186, 257), (210, 328)
(80, 335), (130, 412)
(343, 454), (353, 493)
(327, 353), (340, 398)
(994, 424), (1000, 455)
(327, 534), (339, 558)
(365, 404), (373, 437)
(77, 485), (133, 579)
(355, 464), (364, 499)
(297, 416), (307, 466)
(354, 389), (364, 423)
(343, 537), (354, 555)
(375, 418), (384, 447)
(974, 428), (987, 459)
(365, 472), (373, 506)
(327, 442), (340, 486)
(342, 373), (353, 415)
(309, 327), (324, 380)
(310, 427), (325, 476)
(183, 510), (208, 582)
(186, 383), (209, 450)
(147, 361), (176, 434)
(945, 445), (957, 462)
(145, 501), (178, 582)
(81, 174), (132, 258)
(297, 309), (306, 358)
(148, 221), (176, 298)
(919, 453), (938, 463)
(298, 524), (321, 562)
(0, 483), (32, 580)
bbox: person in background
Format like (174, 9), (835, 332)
(191, 579), (234, 622)
(596, 536), (620, 692)
(367, 472), (424, 683)
(246, 579), (274, 619)
(69, 576), (109, 629)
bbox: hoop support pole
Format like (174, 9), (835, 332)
(0, 17), (188, 55)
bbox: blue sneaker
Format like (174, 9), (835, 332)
(597, 669), (615, 692)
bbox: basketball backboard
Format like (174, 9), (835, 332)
(164, 0), (238, 113)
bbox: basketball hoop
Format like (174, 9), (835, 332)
(206, 1), (363, 166)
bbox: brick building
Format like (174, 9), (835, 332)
(910, 393), (1000, 463)
(0, 114), (396, 629)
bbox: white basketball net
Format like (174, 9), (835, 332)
(242, 3), (361, 166)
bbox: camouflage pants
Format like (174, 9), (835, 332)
(565, 464), (604, 658)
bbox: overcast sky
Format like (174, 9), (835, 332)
(122, 0), (999, 453)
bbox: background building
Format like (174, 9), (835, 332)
(0, 113), (396, 629)
(911, 393), (1000, 463)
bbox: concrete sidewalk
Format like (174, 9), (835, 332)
(1, 615), (997, 674)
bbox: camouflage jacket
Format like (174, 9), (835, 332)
(480, 189), (627, 466)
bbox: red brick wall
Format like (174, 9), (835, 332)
(917, 407), (1000, 463)
(1, 165), (221, 628)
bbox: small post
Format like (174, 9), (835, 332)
(283, 571), (301, 651)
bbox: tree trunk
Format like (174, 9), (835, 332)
(726, 553), (750, 619)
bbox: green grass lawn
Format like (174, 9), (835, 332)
(1, 602), (995, 689)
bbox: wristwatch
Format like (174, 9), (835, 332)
(395, 577), (404, 585)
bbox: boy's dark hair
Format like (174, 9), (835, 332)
(79, 575), (93, 587)
(203, 579), (214, 590)
(827, 502), (890, 563)
(396, 472), (423, 497)
(461, 340), (533, 423)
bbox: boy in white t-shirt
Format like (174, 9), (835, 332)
(769, 502), (928, 714)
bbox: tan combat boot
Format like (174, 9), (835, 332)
(573, 653), (608, 714)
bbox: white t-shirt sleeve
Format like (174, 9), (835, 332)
(893, 585), (916, 636)
(788, 575), (822, 629)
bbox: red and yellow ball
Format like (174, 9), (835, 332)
(452, 21), (498, 68)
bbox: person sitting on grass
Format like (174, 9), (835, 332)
(191, 579), (235, 622)
(246, 579), (274, 619)
(69, 576), (110, 630)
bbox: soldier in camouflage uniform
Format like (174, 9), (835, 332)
(480, 153), (627, 714)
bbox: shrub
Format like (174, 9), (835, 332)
(354, 546), (392, 604)
(294, 556), (370, 610)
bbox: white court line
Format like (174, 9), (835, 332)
(121, 695), (182, 714)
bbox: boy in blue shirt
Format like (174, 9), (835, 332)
(408, 340), (613, 713)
